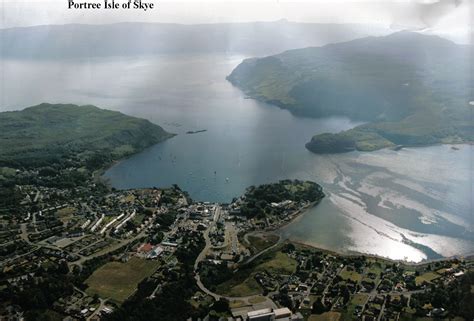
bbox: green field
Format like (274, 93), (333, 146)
(248, 296), (267, 304)
(341, 293), (368, 321)
(339, 267), (362, 282)
(85, 257), (160, 303)
(216, 250), (297, 297)
(246, 234), (279, 254)
(415, 272), (441, 286)
(216, 276), (262, 297)
(309, 311), (341, 321)
(257, 251), (297, 275)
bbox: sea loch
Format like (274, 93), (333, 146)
(1, 54), (472, 262)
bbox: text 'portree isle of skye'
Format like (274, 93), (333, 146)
(68, 0), (155, 11)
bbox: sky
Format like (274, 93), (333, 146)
(0, 0), (472, 42)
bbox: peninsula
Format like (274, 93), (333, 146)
(227, 31), (473, 153)
(0, 103), (174, 168)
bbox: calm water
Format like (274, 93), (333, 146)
(2, 55), (472, 262)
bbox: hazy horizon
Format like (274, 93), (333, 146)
(1, 0), (471, 44)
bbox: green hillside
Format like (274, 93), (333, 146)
(228, 31), (473, 152)
(0, 103), (174, 167)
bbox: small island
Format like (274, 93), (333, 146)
(186, 129), (208, 135)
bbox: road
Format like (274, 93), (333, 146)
(193, 209), (279, 306)
(72, 230), (146, 267)
(194, 206), (221, 300)
(241, 232), (282, 266)
(86, 298), (107, 321)
(195, 270), (277, 307)
(193, 206), (219, 271)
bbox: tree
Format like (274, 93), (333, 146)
(342, 285), (351, 304)
(312, 298), (327, 314)
(212, 298), (230, 313)
(57, 260), (69, 274)
(283, 243), (295, 253)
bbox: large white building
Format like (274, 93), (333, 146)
(247, 307), (303, 321)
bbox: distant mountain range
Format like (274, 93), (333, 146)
(0, 21), (391, 58)
(228, 31), (473, 153)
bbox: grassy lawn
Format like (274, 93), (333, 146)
(351, 293), (368, 305)
(131, 213), (145, 225)
(257, 251), (297, 275)
(415, 271), (441, 286)
(229, 300), (247, 309)
(85, 257), (160, 303)
(366, 261), (383, 275)
(284, 181), (313, 193)
(339, 267), (362, 282)
(216, 275), (261, 297)
(309, 311), (341, 321)
(123, 194), (136, 202)
(0, 167), (17, 177)
(248, 296), (267, 304)
(56, 207), (76, 224)
(215, 250), (297, 297)
(246, 234), (279, 254)
(341, 293), (368, 321)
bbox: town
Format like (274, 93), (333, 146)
(0, 163), (472, 321)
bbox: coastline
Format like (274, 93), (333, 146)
(269, 203), (474, 266)
(95, 132), (177, 186)
(238, 95), (474, 155)
(266, 199), (323, 231)
(287, 238), (473, 266)
(306, 134), (474, 155)
(96, 135), (472, 266)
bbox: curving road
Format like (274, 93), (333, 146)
(193, 223), (280, 306)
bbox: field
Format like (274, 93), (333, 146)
(415, 272), (441, 286)
(257, 251), (297, 275)
(56, 207), (76, 224)
(215, 250), (297, 297)
(341, 293), (368, 321)
(85, 257), (160, 303)
(248, 296), (267, 304)
(246, 234), (279, 254)
(339, 267), (362, 282)
(309, 312), (341, 321)
(229, 300), (247, 309)
(216, 276), (261, 297)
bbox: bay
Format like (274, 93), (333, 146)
(1, 54), (472, 262)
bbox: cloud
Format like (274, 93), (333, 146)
(389, 0), (466, 30)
